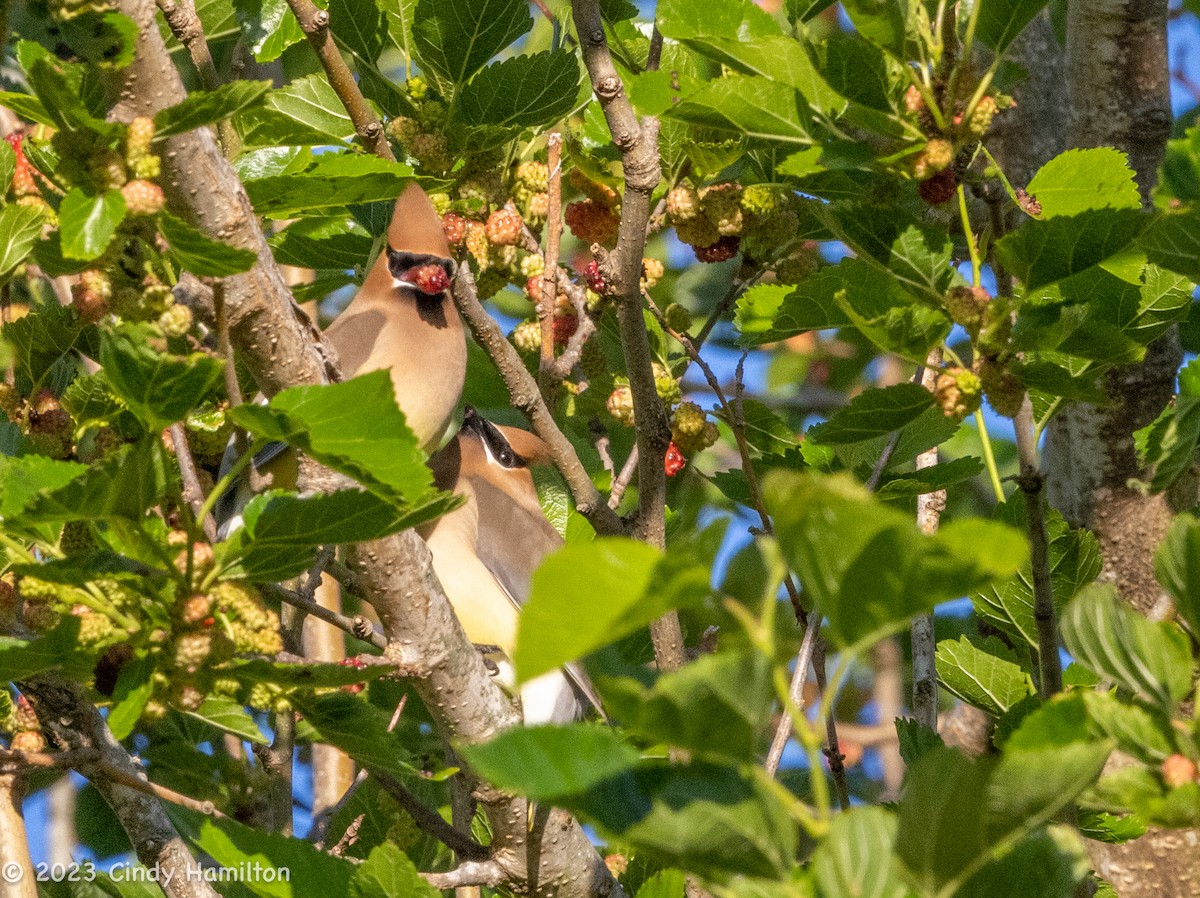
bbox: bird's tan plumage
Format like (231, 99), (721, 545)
(215, 184), (465, 534)
(421, 410), (604, 724)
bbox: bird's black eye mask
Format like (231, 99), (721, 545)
(386, 249), (457, 295)
(461, 405), (527, 469)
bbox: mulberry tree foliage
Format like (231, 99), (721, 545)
(0, 0), (1198, 895)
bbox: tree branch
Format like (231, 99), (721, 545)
(911, 352), (944, 729)
(284, 0), (394, 161)
(570, 0), (684, 673)
(169, 423), (217, 541)
(452, 266), (625, 537)
(154, 0), (238, 153)
(1014, 397), (1062, 696)
(20, 675), (220, 898)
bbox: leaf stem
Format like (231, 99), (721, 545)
(957, 183), (982, 287)
(974, 409), (1006, 503)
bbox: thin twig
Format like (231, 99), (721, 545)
(608, 445), (639, 509)
(154, 0), (238, 153)
(452, 265), (625, 537)
(646, 292), (805, 619)
(813, 638), (850, 810)
(285, 0), (394, 161)
(169, 423), (218, 541)
(372, 771), (489, 860)
(765, 608), (822, 776)
(423, 861), (506, 891)
(311, 697), (406, 846)
(539, 135), (564, 399)
(911, 351), (944, 730)
(260, 582), (387, 651)
(1014, 397), (1062, 696)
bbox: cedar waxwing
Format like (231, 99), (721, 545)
(216, 184), (466, 535)
(421, 407), (604, 725)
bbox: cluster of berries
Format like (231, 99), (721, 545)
(903, 85), (1014, 205)
(606, 366), (719, 476)
(933, 285), (1024, 419)
(5, 694), (46, 753)
(665, 181), (802, 265)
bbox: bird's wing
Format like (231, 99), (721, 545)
(470, 476), (562, 609)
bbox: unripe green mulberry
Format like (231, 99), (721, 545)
(675, 214), (721, 249)
(512, 319), (542, 354)
(740, 184), (786, 218)
(520, 253), (545, 279)
(126, 116), (155, 164)
(173, 630), (214, 674)
(158, 303), (193, 337)
(515, 161), (549, 192)
(664, 303), (691, 333)
(934, 367), (983, 420)
(944, 285), (990, 337)
(0, 384), (21, 422)
(77, 610), (116, 647)
(652, 362), (682, 406)
(170, 682), (206, 712)
(607, 383), (635, 427)
(666, 185), (700, 222)
(913, 139), (953, 179)
(700, 183), (744, 236)
(967, 96), (999, 138)
(978, 358), (1024, 418)
(671, 402), (720, 453)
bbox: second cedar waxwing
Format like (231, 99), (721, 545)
(421, 407), (604, 725)
(216, 184), (466, 535)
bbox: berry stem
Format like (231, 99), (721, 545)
(956, 183), (983, 287)
(974, 408), (1006, 503)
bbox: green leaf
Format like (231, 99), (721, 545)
(244, 153), (414, 217)
(0, 454), (88, 539)
(996, 209), (1146, 290)
(99, 324), (224, 431)
(349, 843), (440, 898)
(1025, 148), (1142, 218)
(812, 806), (908, 898)
(875, 456), (986, 498)
(1081, 690), (1177, 765)
(412, 0), (533, 92)
(972, 498), (1102, 648)
(0, 91), (53, 128)
(635, 870), (687, 898)
(61, 374), (140, 435)
(717, 399), (799, 456)
(234, 0), (304, 62)
(1141, 209), (1200, 281)
(807, 383), (933, 445)
(59, 189), (126, 261)
(229, 371), (434, 505)
(0, 619), (85, 682)
(329, 0), (389, 64)
(457, 51), (582, 128)
(767, 472), (1027, 649)
(895, 717), (944, 766)
(0, 202), (47, 280)
(185, 696), (268, 744)
(460, 724), (640, 800)
(955, 829), (1086, 898)
(239, 74), (355, 147)
(214, 489), (456, 581)
(564, 761), (797, 880)
(169, 806), (354, 898)
(158, 212), (258, 276)
(269, 216), (374, 270)
(1060, 584), (1194, 708)
(153, 80), (271, 138)
(1154, 512), (1200, 635)
(1077, 809), (1147, 845)
(786, 0), (837, 23)
(935, 635), (1036, 716)
(23, 438), (166, 523)
(895, 746), (994, 893)
(841, 0), (907, 56)
(591, 648), (774, 763)
(107, 655), (155, 740)
(1135, 362), (1200, 493)
(668, 77), (812, 147)
(290, 691), (417, 782)
(514, 538), (711, 682)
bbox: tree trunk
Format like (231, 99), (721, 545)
(1042, 2), (1199, 894)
